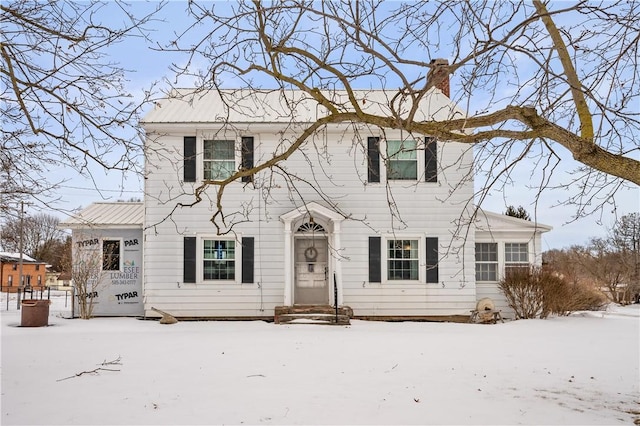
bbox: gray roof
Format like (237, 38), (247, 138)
(59, 202), (143, 229)
(141, 88), (464, 125)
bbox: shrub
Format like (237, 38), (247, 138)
(499, 267), (548, 319)
(498, 266), (607, 319)
(544, 280), (607, 316)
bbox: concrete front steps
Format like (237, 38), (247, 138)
(274, 305), (353, 325)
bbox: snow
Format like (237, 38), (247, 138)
(2, 292), (639, 425)
(0, 253), (38, 262)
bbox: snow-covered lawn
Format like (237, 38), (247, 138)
(1, 292), (639, 425)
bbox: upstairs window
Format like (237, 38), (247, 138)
(387, 239), (419, 280)
(204, 140), (235, 180)
(475, 243), (498, 281)
(387, 139), (417, 180)
(203, 239), (235, 280)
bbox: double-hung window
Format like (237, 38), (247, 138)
(204, 139), (235, 180)
(475, 243), (498, 281)
(102, 240), (121, 271)
(504, 243), (529, 274)
(203, 239), (235, 280)
(184, 236), (254, 284)
(387, 239), (419, 280)
(387, 139), (418, 180)
(369, 236), (438, 283)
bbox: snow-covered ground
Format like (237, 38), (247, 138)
(1, 291), (639, 425)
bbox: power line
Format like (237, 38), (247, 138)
(58, 185), (142, 193)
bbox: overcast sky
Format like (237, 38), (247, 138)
(38, 2), (639, 250)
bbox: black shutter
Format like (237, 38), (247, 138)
(367, 137), (380, 183)
(425, 137), (437, 183)
(426, 237), (439, 283)
(241, 237), (254, 283)
(184, 236), (196, 283)
(369, 236), (382, 283)
(184, 136), (196, 182)
(241, 136), (254, 183)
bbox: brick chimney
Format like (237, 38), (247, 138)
(427, 58), (450, 98)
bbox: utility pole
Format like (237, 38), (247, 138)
(634, 228), (639, 303)
(18, 201), (24, 309)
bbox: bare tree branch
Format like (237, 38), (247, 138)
(147, 0), (638, 232)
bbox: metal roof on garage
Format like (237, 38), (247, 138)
(59, 202), (143, 229)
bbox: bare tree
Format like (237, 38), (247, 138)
(38, 236), (72, 273)
(545, 215), (640, 305)
(0, 212), (66, 258)
(572, 214), (640, 304)
(543, 247), (590, 287)
(71, 238), (104, 319)
(153, 1), (638, 230)
(1, 1), (162, 215)
(579, 238), (629, 304)
(611, 213), (640, 298)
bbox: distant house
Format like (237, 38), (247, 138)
(45, 269), (60, 288)
(0, 252), (47, 293)
(600, 282), (636, 305)
(60, 61), (551, 320)
(55, 271), (72, 289)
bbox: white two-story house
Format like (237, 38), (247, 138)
(134, 66), (550, 321)
(61, 62), (550, 320)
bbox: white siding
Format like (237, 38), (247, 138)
(143, 122), (477, 318)
(475, 219), (549, 320)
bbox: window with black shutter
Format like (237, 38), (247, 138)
(367, 137), (380, 183)
(241, 237), (254, 283)
(241, 136), (254, 183)
(425, 137), (437, 183)
(369, 236), (381, 283)
(184, 136), (197, 182)
(183, 237), (196, 283)
(426, 237), (439, 283)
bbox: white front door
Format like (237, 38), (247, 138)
(294, 237), (329, 305)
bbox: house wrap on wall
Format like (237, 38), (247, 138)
(60, 202), (144, 317)
(62, 61), (551, 319)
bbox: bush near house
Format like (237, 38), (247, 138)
(499, 266), (607, 319)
